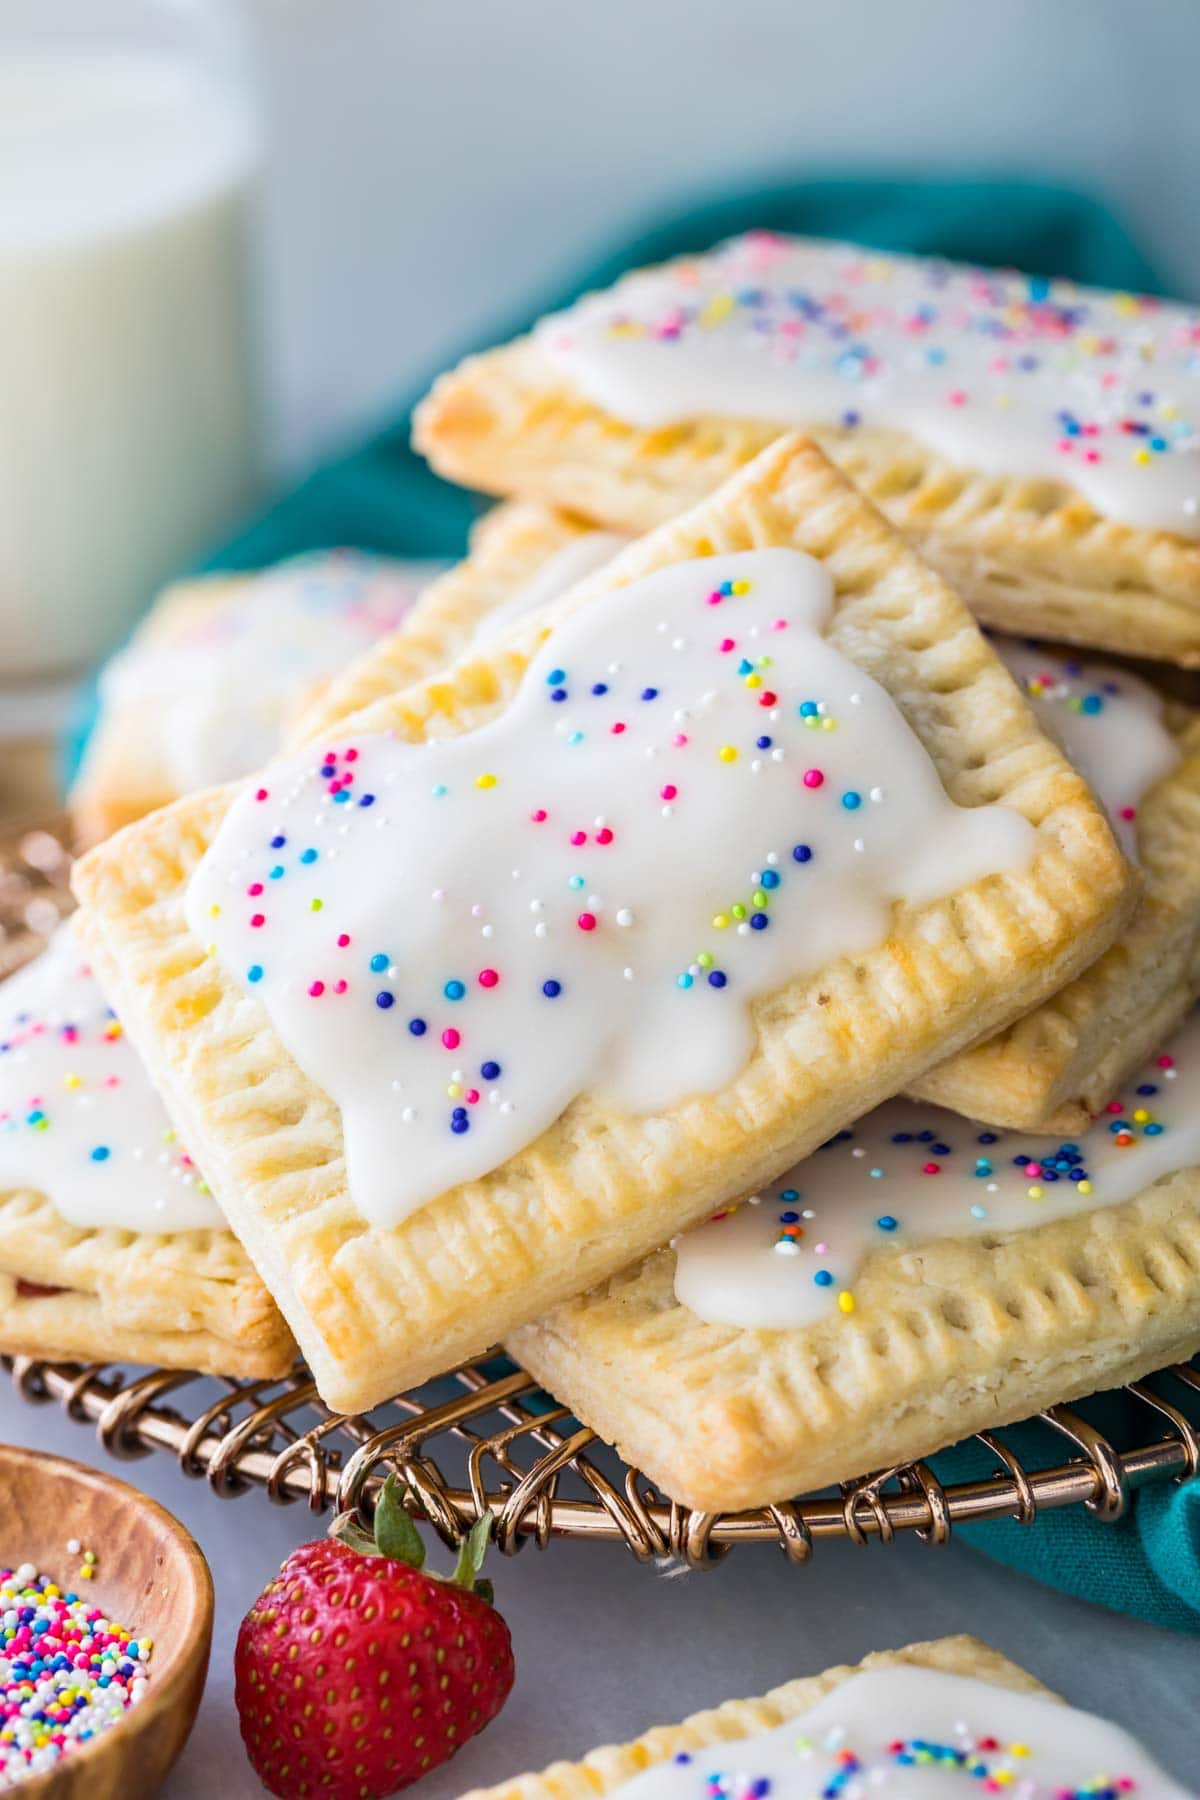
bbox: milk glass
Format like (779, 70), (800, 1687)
(0, 0), (262, 679)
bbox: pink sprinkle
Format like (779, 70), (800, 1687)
(947, 389), (968, 406)
(1024, 1161), (1041, 1177)
(577, 912), (597, 932)
(596, 827), (614, 845)
(570, 830), (587, 846)
(1107, 1100), (1124, 1114)
(814, 1241), (828, 1254)
(104, 1075), (119, 1088)
(255, 787), (269, 802)
(465, 1089), (480, 1105)
(248, 883), (263, 897)
(1119, 806), (1136, 821)
(442, 1027), (461, 1050)
(309, 980), (325, 997)
(719, 638), (736, 653)
(337, 933), (351, 947)
(1159, 1055), (1175, 1068)
(672, 733), (688, 748)
(334, 979), (347, 994)
(802, 768), (824, 789)
(660, 784), (678, 801)
(707, 591), (724, 606)
(250, 913), (265, 928)
(531, 808), (548, 823)
(611, 721), (626, 735)
(771, 618), (788, 631)
(758, 690), (777, 707)
(344, 747), (359, 762)
(478, 968), (499, 988)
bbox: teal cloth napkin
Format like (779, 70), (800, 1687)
(87, 176), (1200, 1627)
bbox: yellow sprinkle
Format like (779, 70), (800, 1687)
(475, 772), (498, 789)
(608, 320), (643, 338)
(744, 673), (762, 688)
(103, 1023), (122, 1040)
(1114, 292), (1138, 314)
(1027, 1184), (1044, 1200)
(1009, 1744), (1030, 1759)
(208, 902), (220, 917)
(310, 898), (323, 912)
(1133, 1108), (1150, 1124)
(718, 745), (737, 763)
(446, 1083), (462, 1100)
(1133, 448), (1151, 464)
(1077, 1179), (1092, 1195)
(730, 579), (751, 596)
(79, 1567), (93, 1581)
(837, 1291), (856, 1314)
(699, 291), (735, 329)
(63, 1074), (81, 1090)
(821, 717), (836, 731)
(712, 914), (729, 930)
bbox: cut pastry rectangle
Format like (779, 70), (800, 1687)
(457, 1637), (1050, 1800)
(510, 997), (1200, 1511)
(297, 502), (1200, 1134)
(0, 1191), (296, 1377)
(72, 436), (1134, 1413)
(414, 233), (1200, 666)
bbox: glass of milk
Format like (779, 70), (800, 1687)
(0, 0), (262, 680)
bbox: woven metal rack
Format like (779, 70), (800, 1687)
(5, 815), (1200, 1567)
(6, 1353), (1200, 1569)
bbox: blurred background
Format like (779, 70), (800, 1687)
(258, 0), (1200, 471)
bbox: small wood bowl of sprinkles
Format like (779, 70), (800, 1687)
(0, 1445), (213, 1796)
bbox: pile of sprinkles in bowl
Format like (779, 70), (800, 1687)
(0, 1559), (151, 1785)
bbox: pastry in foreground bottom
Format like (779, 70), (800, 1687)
(509, 1011), (1200, 1513)
(458, 1633), (1188, 1800)
(0, 921), (295, 1377)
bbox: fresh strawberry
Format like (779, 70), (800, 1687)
(235, 1477), (514, 1798)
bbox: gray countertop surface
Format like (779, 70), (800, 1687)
(0, 1379), (1194, 1794)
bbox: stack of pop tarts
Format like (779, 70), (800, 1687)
(9, 235), (1200, 1517)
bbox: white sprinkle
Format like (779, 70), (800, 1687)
(774, 1240), (801, 1257)
(661, 804), (674, 818)
(869, 786), (884, 803)
(401, 1107), (416, 1123)
(622, 967), (635, 981)
(481, 924), (494, 939)
(616, 909), (635, 927)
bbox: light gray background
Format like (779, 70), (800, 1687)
(249, 0), (1200, 474)
(7, 4), (1200, 1791)
(0, 1382), (1195, 1793)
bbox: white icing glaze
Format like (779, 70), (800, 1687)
(0, 922), (223, 1235)
(536, 233), (1200, 537)
(674, 1009), (1200, 1329)
(100, 551), (446, 791)
(992, 637), (1179, 862)
(610, 1665), (1189, 1799)
(471, 530), (630, 646)
(186, 548), (1033, 1227)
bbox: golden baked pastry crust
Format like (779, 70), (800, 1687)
(289, 503), (599, 749)
(414, 334), (1200, 665)
(509, 1168), (1200, 1512)
(70, 577), (249, 847)
(72, 436), (1134, 1413)
(0, 1185), (295, 1377)
(457, 1636), (1050, 1800)
(918, 704), (1200, 1129)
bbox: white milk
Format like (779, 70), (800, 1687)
(0, 50), (260, 678)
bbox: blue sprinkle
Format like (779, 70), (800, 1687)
(591, 682), (608, 696)
(375, 992), (395, 1010)
(408, 1017), (427, 1036)
(444, 980), (466, 1001)
(333, 789), (350, 804)
(321, 764), (336, 778)
(799, 701), (818, 718)
(779, 1211), (800, 1224)
(90, 1146), (110, 1163)
(750, 913), (768, 930)
(547, 668), (566, 685)
(780, 1188), (799, 1201)
(358, 793), (376, 807)
(1137, 1083), (1158, 1096)
(813, 1269), (834, 1288)
(247, 965), (263, 983)
(641, 687), (659, 701)
(450, 1115), (470, 1135)
(876, 1216), (898, 1232)
(550, 689), (567, 703)
(269, 865), (284, 880)
(1145, 1122), (1164, 1136)
(841, 790), (862, 810)
(978, 1132), (998, 1144)
(543, 979), (562, 998)
(792, 843), (813, 863)
(370, 953), (389, 972)
(761, 869), (780, 888)
(270, 835), (286, 849)
(756, 735), (772, 749)
(677, 972), (693, 989)
(300, 848), (318, 864)
(1081, 694), (1103, 715)
(480, 1060), (501, 1081)
(707, 970), (727, 989)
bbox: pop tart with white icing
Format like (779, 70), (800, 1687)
(71, 551), (445, 845)
(0, 921), (294, 1376)
(455, 1635), (1190, 1800)
(415, 232), (1200, 666)
(71, 436), (1131, 1412)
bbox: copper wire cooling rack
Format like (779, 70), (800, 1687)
(4, 815), (1200, 1568)
(6, 1353), (1200, 1569)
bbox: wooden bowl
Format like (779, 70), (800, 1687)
(0, 1444), (213, 1797)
